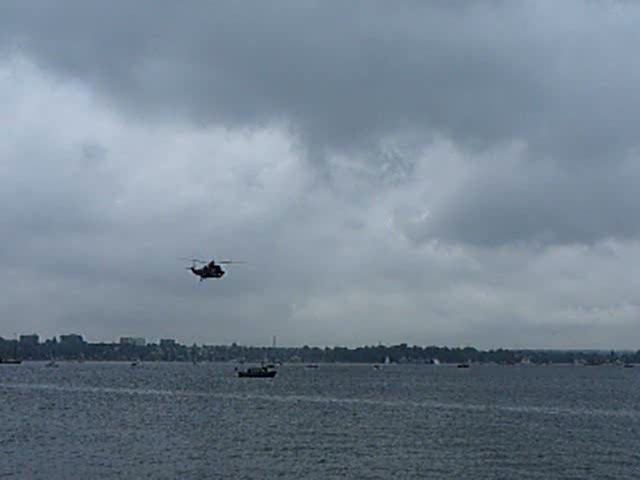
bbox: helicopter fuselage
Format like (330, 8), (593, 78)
(191, 266), (225, 280)
(185, 258), (243, 281)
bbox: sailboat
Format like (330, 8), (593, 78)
(373, 356), (391, 370)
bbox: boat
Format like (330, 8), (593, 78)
(457, 363), (470, 368)
(236, 364), (277, 378)
(45, 359), (59, 368)
(0, 358), (22, 365)
(304, 363), (319, 369)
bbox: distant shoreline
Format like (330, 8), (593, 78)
(1, 335), (637, 365)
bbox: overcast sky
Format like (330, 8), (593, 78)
(2, 1), (640, 348)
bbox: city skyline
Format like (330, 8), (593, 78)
(2, 331), (637, 366)
(1, 330), (637, 353)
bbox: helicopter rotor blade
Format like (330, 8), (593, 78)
(180, 257), (208, 264)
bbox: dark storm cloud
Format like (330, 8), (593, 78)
(1, 1), (636, 155)
(3, 1), (640, 248)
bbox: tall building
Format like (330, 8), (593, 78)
(59, 334), (85, 346)
(120, 337), (146, 347)
(57, 334), (87, 358)
(19, 334), (39, 346)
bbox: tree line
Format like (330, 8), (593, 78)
(1, 336), (638, 365)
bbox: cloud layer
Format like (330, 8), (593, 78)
(2, 1), (640, 347)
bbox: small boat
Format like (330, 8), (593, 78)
(45, 359), (59, 368)
(304, 363), (319, 369)
(237, 364), (277, 378)
(623, 363), (635, 368)
(457, 363), (470, 368)
(0, 358), (22, 365)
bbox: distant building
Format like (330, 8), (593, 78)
(160, 339), (176, 347)
(120, 337), (146, 347)
(59, 334), (86, 346)
(19, 334), (39, 346)
(56, 334), (87, 359)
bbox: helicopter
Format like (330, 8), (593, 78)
(184, 258), (245, 281)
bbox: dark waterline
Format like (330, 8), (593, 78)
(2, 363), (639, 479)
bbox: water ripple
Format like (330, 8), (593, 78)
(2, 381), (638, 420)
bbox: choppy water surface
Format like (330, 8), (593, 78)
(1, 362), (639, 479)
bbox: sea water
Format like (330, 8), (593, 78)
(1, 362), (639, 479)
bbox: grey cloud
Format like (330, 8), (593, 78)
(3, 1), (640, 250)
(400, 153), (640, 246)
(4, 2), (640, 348)
(2, 1), (639, 159)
